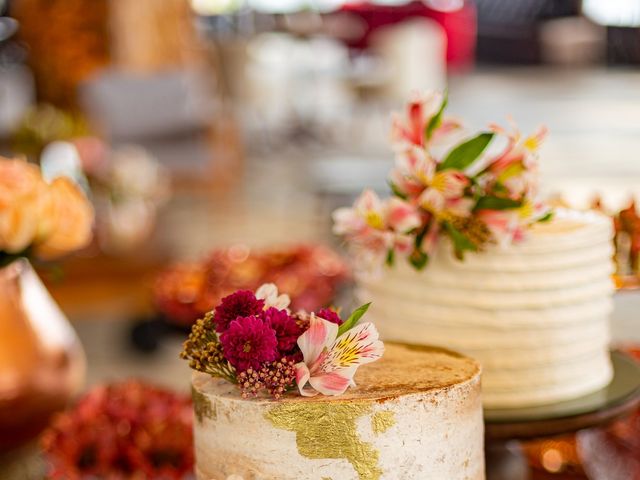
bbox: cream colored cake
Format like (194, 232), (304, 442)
(192, 343), (484, 480)
(357, 209), (615, 409)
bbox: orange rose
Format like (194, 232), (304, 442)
(0, 158), (47, 253)
(34, 177), (94, 259)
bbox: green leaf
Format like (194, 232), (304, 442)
(413, 223), (429, 250)
(409, 249), (429, 270)
(474, 195), (522, 212)
(443, 221), (477, 260)
(389, 181), (408, 200)
(438, 132), (494, 172)
(425, 90), (448, 141)
(337, 302), (371, 336)
(385, 249), (395, 267)
(538, 211), (554, 223)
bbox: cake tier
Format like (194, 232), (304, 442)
(356, 209), (615, 409)
(192, 344), (484, 480)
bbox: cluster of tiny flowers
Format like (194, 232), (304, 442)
(443, 213), (493, 254)
(180, 312), (236, 383)
(238, 358), (297, 399)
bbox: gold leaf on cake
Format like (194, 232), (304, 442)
(371, 411), (395, 435)
(191, 385), (216, 423)
(265, 402), (383, 480)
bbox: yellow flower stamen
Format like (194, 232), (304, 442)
(430, 172), (448, 193)
(364, 211), (385, 229)
(518, 201), (534, 219)
(523, 136), (540, 151)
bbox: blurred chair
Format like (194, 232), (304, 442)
(539, 16), (605, 65)
(79, 68), (230, 187)
(476, 0), (580, 64)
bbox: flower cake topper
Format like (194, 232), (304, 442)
(333, 91), (552, 270)
(181, 283), (384, 398)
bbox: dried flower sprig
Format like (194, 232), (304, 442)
(180, 312), (237, 384)
(238, 358), (297, 400)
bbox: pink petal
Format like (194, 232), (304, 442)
(386, 197), (421, 233)
(294, 362), (317, 397)
(332, 207), (365, 236)
(308, 369), (354, 396)
(418, 188), (445, 214)
(423, 221), (440, 254)
(393, 233), (414, 255)
(297, 315), (338, 366)
(355, 189), (383, 215)
(407, 101), (426, 147)
(478, 210), (516, 246)
(436, 170), (469, 198)
(445, 197), (474, 218)
(322, 322), (385, 371)
(431, 118), (461, 141)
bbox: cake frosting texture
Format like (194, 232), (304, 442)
(357, 209), (615, 408)
(192, 343), (484, 480)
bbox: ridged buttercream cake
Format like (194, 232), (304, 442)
(356, 209), (615, 408)
(191, 343), (484, 480)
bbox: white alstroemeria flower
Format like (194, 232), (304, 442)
(255, 283), (291, 311)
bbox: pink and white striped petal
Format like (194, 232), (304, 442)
(297, 314), (338, 367)
(308, 368), (356, 396)
(321, 322), (385, 372)
(386, 197), (421, 233)
(294, 362), (317, 397)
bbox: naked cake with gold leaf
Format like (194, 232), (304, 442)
(182, 284), (484, 480)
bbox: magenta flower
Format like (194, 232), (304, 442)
(316, 308), (342, 325)
(214, 290), (264, 333)
(263, 307), (302, 355)
(219, 315), (278, 372)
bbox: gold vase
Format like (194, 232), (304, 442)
(0, 259), (86, 451)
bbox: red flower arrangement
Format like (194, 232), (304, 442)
(154, 244), (350, 327)
(41, 381), (194, 480)
(181, 284), (384, 399)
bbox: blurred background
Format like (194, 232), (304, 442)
(1, 0), (640, 479)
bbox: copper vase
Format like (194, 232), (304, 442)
(0, 259), (86, 451)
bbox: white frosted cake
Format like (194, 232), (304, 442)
(191, 343), (484, 480)
(356, 209), (615, 408)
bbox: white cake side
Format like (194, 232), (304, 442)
(192, 344), (484, 480)
(356, 209), (615, 408)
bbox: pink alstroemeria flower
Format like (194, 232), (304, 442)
(417, 170), (473, 219)
(294, 314), (384, 396)
(486, 123), (547, 199)
(389, 146), (436, 199)
(390, 147), (472, 220)
(332, 189), (421, 259)
(391, 92), (460, 150)
(478, 199), (550, 246)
